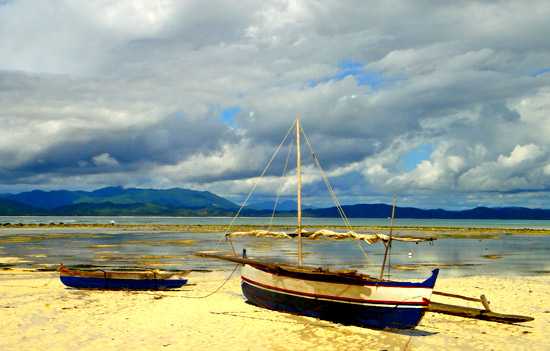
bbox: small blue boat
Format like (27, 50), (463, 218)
(59, 264), (189, 290)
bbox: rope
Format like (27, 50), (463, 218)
(300, 127), (369, 260)
(268, 140), (294, 231)
(301, 128), (353, 230)
(223, 120), (297, 253)
(179, 264), (240, 299)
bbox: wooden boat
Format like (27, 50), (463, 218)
(198, 116), (534, 328)
(198, 251), (438, 329)
(58, 264), (189, 290)
(198, 117), (441, 329)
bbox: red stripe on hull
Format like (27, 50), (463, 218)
(241, 276), (429, 306)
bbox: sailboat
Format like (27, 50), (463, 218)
(198, 116), (441, 329)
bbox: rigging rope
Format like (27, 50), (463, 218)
(223, 120), (297, 253)
(300, 126), (369, 259)
(301, 128), (353, 230)
(268, 140), (294, 231)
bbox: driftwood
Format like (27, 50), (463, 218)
(427, 301), (533, 324)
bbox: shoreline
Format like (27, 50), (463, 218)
(1, 222), (550, 237)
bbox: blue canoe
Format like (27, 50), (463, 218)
(59, 264), (189, 290)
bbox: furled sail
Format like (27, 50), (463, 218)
(227, 229), (434, 244)
(229, 230), (292, 238)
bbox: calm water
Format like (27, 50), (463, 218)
(1, 216), (550, 228)
(1, 227), (549, 279)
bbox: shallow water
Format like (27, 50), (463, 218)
(1, 228), (549, 279)
(1, 215), (550, 228)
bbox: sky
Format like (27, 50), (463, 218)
(1, 0), (550, 209)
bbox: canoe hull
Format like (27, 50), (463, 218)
(60, 275), (187, 290)
(59, 265), (188, 290)
(241, 264), (438, 329)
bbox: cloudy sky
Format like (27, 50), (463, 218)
(1, 0), (550, 209)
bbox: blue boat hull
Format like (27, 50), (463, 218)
(60, 276), (187, 290)
(242, 280), (427, 329)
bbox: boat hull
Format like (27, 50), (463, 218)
(60, 275), (187, 290)
(241, 264), (438, 329)
(59, 265), (188, 290)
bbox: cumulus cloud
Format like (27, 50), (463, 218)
(497, 144), (543, 168)
(0, 0), (550, 208)
(92, 153), (119, 167)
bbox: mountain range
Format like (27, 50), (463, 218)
(0, 186), (549, 219)
(0, 186), (237, 216)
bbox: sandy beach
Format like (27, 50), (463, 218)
(0, 269), (547, 351)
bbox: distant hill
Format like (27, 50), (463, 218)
(0, 198), (46, 215)
(6, 189), (88, 209)
(1, 186), (238, 216)
(301, 204), (550, 220)
(73, 186), (237, 210)
(50, 201), (235, 216)
(5, 186), (237, 210)
(0, 187), (549, 219)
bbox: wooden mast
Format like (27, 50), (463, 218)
(379, 195), (396, 279)
(296, 116), (303, 266)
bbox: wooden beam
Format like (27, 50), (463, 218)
(480, 294), (491, 311)
(432, 290), (482, 303)
(296, 115), (303, 266)
(427, 301), (533, 324)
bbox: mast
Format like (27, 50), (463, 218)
(379, 195), (396, 279)
(296, 116), (303, 266)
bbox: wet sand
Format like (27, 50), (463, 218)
(0, 269), (547, 351)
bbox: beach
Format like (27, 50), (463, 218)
(0, 269), (547, 351)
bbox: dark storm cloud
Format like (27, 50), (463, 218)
(8, 112), (232, 176)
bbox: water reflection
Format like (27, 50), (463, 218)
(1, 229), (549, 278)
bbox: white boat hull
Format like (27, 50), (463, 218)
(241, 264), (438, 329)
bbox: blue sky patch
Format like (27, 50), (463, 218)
(399, 144), (434, 171)
(309, 59), (385, 89)
(220, 106), (240, 127)
(532, 67), (550, 77)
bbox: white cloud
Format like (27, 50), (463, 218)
(92, 153), (119, 167)
(497, 144), (543, 167)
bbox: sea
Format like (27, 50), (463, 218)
(1, 216), (549, 279)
